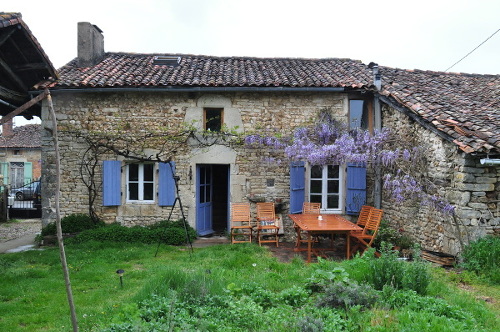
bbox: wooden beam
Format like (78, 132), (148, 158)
(0, 28), (16, 47)
(0, 90), (48, 124)
(0, 56), (26, 91)
(0, 85), (26, 103)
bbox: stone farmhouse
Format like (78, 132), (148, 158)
(37, 23), (499, 255)
(0, 120), (41, 187)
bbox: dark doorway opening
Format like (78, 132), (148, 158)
(211, 164), (229, 234)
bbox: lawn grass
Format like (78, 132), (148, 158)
(0, 242), (498, 331)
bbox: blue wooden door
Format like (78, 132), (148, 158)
(196, 165), (213, 236)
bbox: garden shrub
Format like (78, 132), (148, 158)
(67, 219), (197, 245)
(461, 235), (500, 284)
(316, 281), (379, 309)
(41, 213), (105, 236)
(365, 243), (430, 295)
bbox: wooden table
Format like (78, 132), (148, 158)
(289, 214), (362, 263)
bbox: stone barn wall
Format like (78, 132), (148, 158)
(381, 104), (499, 255)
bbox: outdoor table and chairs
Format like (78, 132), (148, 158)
(289, 213), (363, 263)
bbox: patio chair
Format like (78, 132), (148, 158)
(230, 203), (253, 244)
(349, 208), (383, 257)
(295, 202), (321, 247)
(256, 202), (279, 247)
(356, 205), (373, 229)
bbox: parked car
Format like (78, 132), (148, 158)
(11, 181), (40, 201)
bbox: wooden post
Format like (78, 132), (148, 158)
(46, 88), (79, 332)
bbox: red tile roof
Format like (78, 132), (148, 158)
(50, 53), (373, 89)
(0, 124), (41, 148)
(380, 67), (500, 154)
(46, 51), (500, 155)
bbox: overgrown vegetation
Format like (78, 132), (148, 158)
(1, 241), (497, 331)
(461, 235), (500, 284)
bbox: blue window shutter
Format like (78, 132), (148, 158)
(103, 160), (121, 206)
(346, 163), (366, 215)
(290, 161), (305, 214)
(158, 161), (176, 206)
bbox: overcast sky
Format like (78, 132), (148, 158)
(6, 0), (500, 126)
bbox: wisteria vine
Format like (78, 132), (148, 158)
(245, 108), (455, 215)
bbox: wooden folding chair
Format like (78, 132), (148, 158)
(349, 208), (383, 257)
(356, 205), (373, 229)
(230, 203), (253, 244)
(256, 202), (279, 247)
(295, 202), (321, 247)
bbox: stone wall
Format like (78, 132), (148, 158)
(381, 104), (499, 255)
(41, 90), (347, 238)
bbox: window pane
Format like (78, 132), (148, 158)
(200, 188), (205, 203)
(310, 165), (322, 178)
(143, 164), (154, 181)
(310, 195), (322, 204)
(328, 165), (339, 178)
(205, 108), (222, 132)
(327, 195), (339, 209)
(129, 183), (138, 200)
(327, 180), (339, 193)
(349, 100), (364, 129)
(129, 164), (139, 181)
(310, 180), (322, 194)
(206, 185), (211, 202)
(143, 183), (154, 200)
(200, 168), (206, 184)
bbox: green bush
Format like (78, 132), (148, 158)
(41, 213), (105, 236)
(461, 235), (500, 283)
(316, 281), (379, 309)
(67, 219), (197, 245)
(365, 244), (430, 295)
(374, 220), (415, 250)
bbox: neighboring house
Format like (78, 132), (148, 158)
(0, 12), (56, 191)
(0, 120), (41, 187)
(38, 23), (499, 255)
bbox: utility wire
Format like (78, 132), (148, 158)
(444, 28), (500, 72)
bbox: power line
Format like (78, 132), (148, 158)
(444, 28), (500, 72)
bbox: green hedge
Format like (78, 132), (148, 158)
(41, 213), (105, 236)
(66, 220), (197, 246)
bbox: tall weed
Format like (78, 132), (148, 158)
(461, 236), (500, 284)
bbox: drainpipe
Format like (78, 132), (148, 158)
(369, 63), (383, 208)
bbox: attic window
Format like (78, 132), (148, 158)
(153, 56), (181, 66)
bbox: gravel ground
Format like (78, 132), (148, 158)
(0, 219), (41, 242)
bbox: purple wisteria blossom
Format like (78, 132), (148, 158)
(243, 109), (455, 216)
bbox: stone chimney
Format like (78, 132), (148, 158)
(2, 119), (14, 137)
(77, 22), (104, 67)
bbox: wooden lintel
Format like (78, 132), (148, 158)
(0, 90), (48, 124)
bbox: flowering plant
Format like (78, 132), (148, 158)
(244, 107), (455, 216)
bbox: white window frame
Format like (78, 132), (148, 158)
(126, 163), (155, 203)
(306, 164), (345, 213)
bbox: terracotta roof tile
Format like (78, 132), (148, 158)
(380, 67), (500, 154)
(45, 51), (499, 155)
(49, 53), (373, 89)
(0, 124), (41, 148)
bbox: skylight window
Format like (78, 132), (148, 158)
(153, 56), (181, 66)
